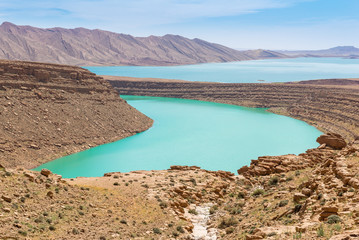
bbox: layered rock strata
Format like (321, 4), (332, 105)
(0, 60), (153, 169)
(108, 78), (359, 142)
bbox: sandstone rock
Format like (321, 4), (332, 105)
(24, 172), (35, 182)
(1, 195), (12, 203)
(170, 165), (201, 171)
(317, 133), (347, 150)
(322, 206), (339, 213)
(301, 188), (312, 197)
(41, 169), (52, 177)
(295, 226), (306, 233)
(47, 191), (54, 198)
(293, 193), (306, 202)
(2, 207), (10, 213)
(237, 166), (249, 174)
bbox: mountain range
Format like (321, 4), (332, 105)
(278, 46), (359, 58)
(0, 22), (286, 66)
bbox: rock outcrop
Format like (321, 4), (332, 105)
(317, 133), (347, 149)
(0, 60), (153, 169)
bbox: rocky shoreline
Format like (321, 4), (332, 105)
(107, 76), (359, 142)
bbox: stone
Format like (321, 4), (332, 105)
(1, 195), (12, 203)
(41, 169), (52, 177)
(316, 133), (347, 150)
(47, 191), (54, 198)
(3, 207), (10, 213)
(322, 206), (339, 213)
(24, 172), (35, 182)
(237, 165), (249, 174)
(293, 193), (306, 202)
(301, 188), (312, 197)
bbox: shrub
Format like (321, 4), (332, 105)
(279, 200), (289, 207)
(153, 228), (161, 234)
(49, 225), (56, 231)
(159, 201), (168, 208)
(252, 188), (265, 196)
(218, 216), (238, 229)
(176, 226), (185, 233)
(327, 215), (341, 224)
(269, 176), (279, 186)
(18, 230), (27, 236)
(294, 204), (302, 213)
(226, 227), (234, 234)
(286, 176), (294, 181)
(237, 192), (245, 199)
(113, 182), (119, 186)
(188, 209), (198, 215)
(209, 205), (218, 214)
(317, 225), (324, 237)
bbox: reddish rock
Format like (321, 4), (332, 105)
(1, 195), (12, 203)
(237, 165), (249, 174)
(40, 169), (52, 177)
(293, 193), (306, 202)
(316, 133), (347, 150)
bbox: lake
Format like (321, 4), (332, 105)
(34, 96), (322, 178)
(85, 57), (359, 83)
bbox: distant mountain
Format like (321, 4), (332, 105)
(278, 46), (359, 58)
(0, 22), (286, 66)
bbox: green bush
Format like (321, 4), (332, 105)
(188, 209), (198, 215)
(327, 215), (341, 224)
(269, 176), (279, 186)
(218, 216), (238, 229)
(153, 228), (161, 234)
(252, 189), (265, 196)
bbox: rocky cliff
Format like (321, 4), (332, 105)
(0, 60), (153, 169)
(0, 22), (287, 66)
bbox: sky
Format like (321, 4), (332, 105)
(0, 0), (358, 50)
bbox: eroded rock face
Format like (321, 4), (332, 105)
(0, 60), (153, 169)
(317, 133), (347, 150)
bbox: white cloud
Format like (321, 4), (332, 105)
(0, 0), (312, 28)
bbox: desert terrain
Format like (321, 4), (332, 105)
(0, 60), (359, 239)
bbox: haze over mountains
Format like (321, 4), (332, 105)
(278, 46), (359, 58)
(0, 22), (286, 66)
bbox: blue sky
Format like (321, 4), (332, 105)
(0, 0), (358, 50)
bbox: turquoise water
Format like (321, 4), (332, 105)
(84, 57), (359, 83)
(34, 96), (322, 178)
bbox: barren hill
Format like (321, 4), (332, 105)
(0, 22), (286, 66)
(0, 60), (153, 169)
(278, 46), (359, 58)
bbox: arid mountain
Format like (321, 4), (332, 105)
(0, 22), (286, 66)
(278, 46), (359, 58)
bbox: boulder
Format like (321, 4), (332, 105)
(1, 195), (12, 203)
(237, 165), (249, 175)
(316, 133), (347, 150)
(40, 169), (52, 177)
(293, 193), (306, 202)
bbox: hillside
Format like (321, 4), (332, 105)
(278, 46), (359, 58)
(0, 22), (286, 66)
(0, 60), (153, 169)
(107, 77), (359, 142)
